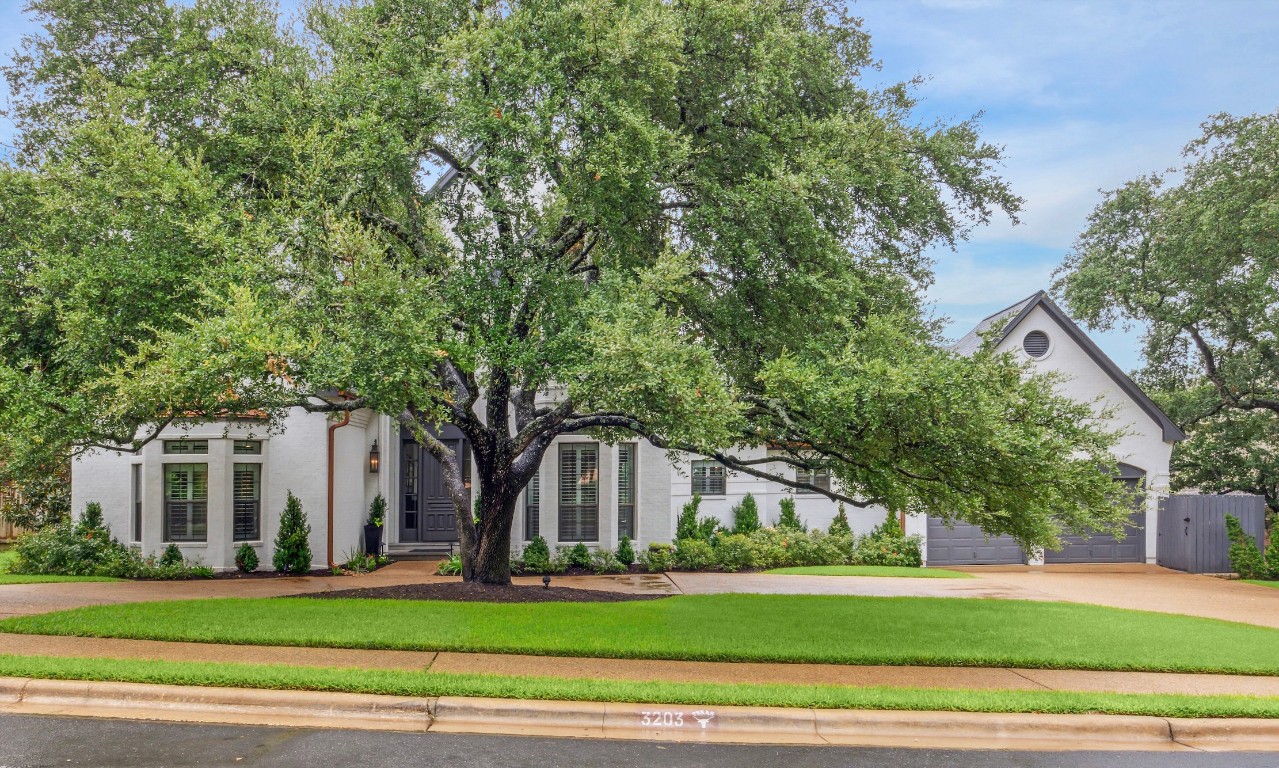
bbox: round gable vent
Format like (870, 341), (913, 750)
(1022, 330), (1050, 358)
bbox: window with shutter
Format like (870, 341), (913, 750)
(131, 464), (142, 543)
(691, 460), (726, 495)
(233, 463), (261, 541)
(233, 440), (262, 455)
(525, 471), (540, 541)
(164, 440), (208, 455)
(617, 444), (636, 539)
(559, 443), (599, 541)
(795, 467), (831, 493)
(163, 464), (207, 542)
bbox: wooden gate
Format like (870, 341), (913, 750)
(1157, 494), (1265, 574)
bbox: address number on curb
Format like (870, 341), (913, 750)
(639, 710), (716, 729)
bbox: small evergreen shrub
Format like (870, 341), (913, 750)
(273, 491), (313, 574)
(676, 495), (703, 540)
(617, 536), (635, 566)
(522, 536), (553, 572)
(731, 494), (761, 535)
(776, 497), (806, 532)
(567, 541), (592, 569)
(828, 504), (852, 536)
(160, 543), (184, 568)
(674, 538), (716, 570)
(235, 543), (259, 573)
(1226, 514), (1267, 579)
(367, 494), (386, 527)
(77, 502), (105, 534)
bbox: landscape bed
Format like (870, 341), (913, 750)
(762, 566), (971, 578)
(5, 593), (1279, 675)
(1, 653), (1278, 719)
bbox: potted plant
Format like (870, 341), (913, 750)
(364, 494), (386, 557)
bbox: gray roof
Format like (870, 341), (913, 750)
(951, 291), (1186, 443)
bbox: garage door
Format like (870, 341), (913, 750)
(1044, 510), (1145, 563)
(926, 517), (1024, 566)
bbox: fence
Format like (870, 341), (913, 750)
(1157, 494), (1265, 574)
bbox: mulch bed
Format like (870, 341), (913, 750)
(294, 581), (672, 603)
(211, 568), (335, 580)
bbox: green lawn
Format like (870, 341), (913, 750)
(1244, 580), (1279, 589)
(3, 653), (1279, 719)
(0, 547), (122, 585)
(6, 594), (1279, 675)
(763, 565), (972, 578)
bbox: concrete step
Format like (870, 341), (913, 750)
(387, 543), (456, 561)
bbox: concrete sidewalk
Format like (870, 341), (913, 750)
(4, 632), (1279, 698)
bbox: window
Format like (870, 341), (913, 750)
(164, 464), (207, 542)
(691, 460), (726, 496)
(233, 440), (262, 455)
(559, 443), (599, 541)
(131, 464), (142, 542)
(1022, 330), (1050, 358)
(233, 463), (261, 541)
(617, 444), (636, 540)
(795, 466), (831, 493)
(164, 440), (208, 455)
(525, 472), (540, 541)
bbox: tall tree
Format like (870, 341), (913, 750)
(0, 0), (1129, 583)
(1055, 111), (1279, 522)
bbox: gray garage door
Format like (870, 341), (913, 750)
(1044, 510), (1145, 563)
(1044, 475), (1146, 564)
(926, 517), (1024, 566)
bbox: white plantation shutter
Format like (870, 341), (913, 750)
(233, 463), (261, 541)
(559, 444), (599, 541)
(617, 444), (635, 539)
(525, 471), (540, 541)
(164, 464), (208, 542)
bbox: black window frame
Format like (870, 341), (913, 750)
(163, 463), (208, 542)
(232, 462), (261, 541)
(559, 443), (599, 542)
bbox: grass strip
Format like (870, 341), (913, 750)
(6, 593), (1279, 675)
(1, 653), (1278, 719)
(1244, 580), (1279, 590)
(763, 565), (972, 578)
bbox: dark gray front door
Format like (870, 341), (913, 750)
(926, 517), (1024, 566)
(400, 426), (468, 544)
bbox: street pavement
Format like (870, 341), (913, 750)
(0, 713), (1274, 768)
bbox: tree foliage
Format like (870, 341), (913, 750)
(1055, 112), (1279, 520)
(0, 0), (1129, 583)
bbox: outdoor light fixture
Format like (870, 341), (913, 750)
(368, 439), (380, 474)
(542, 575), (551, 590)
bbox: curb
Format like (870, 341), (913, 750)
(1, 677), (1278, 751)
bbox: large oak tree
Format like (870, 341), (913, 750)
(0, 0), (1128, 583)
(1055, 111), (1279, 524)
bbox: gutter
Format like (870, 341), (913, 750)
(326, 410), (351, 569)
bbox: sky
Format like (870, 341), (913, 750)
(1, 0), (1278, 371)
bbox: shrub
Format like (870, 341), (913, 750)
(869, 510), (904, 540)
(857, 533), (924, 567)
(676, 495), (703, 540)
(367, 494), (386, 527)
(9, 519), (211, 579)
(160, 543), (184, 568)
(674, 538), (716, 570)
(732, 494), (761, 535)
(785, 529), (845, 566)
(567, 542), (592, 569)
(714, 533), (755, 572)
(591, 549), (627, 574)
(234, 543), (260, 573)
(638, 542), (674, 573)
(616, 536), (635, 566)
(522, 536), (552, 571)
(337, 546), (383, 574)
(1268, 529), (1279, 581)
(273, 491), (313, 574)
(0, 468), (71, 530)
(828, 504), (852, 536)
(1226, 514), (1267, 579)
(776, 498), (806, 532)
(77, 502), (105, 534)
(437, 553), (462, 576)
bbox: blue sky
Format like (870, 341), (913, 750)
(2, 0), (1278, 370)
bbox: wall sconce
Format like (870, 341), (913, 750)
(368, 439), (380, 474)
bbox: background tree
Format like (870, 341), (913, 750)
(1055, 111), (1279, 524)
(0, 0), (1129, 584)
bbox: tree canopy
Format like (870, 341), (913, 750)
(0, 0), (1130, 582)
(1055, 111), (1279, 522)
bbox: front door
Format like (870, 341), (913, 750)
(400, 426), (469, 544)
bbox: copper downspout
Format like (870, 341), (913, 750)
(326, 411), (351, 569)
